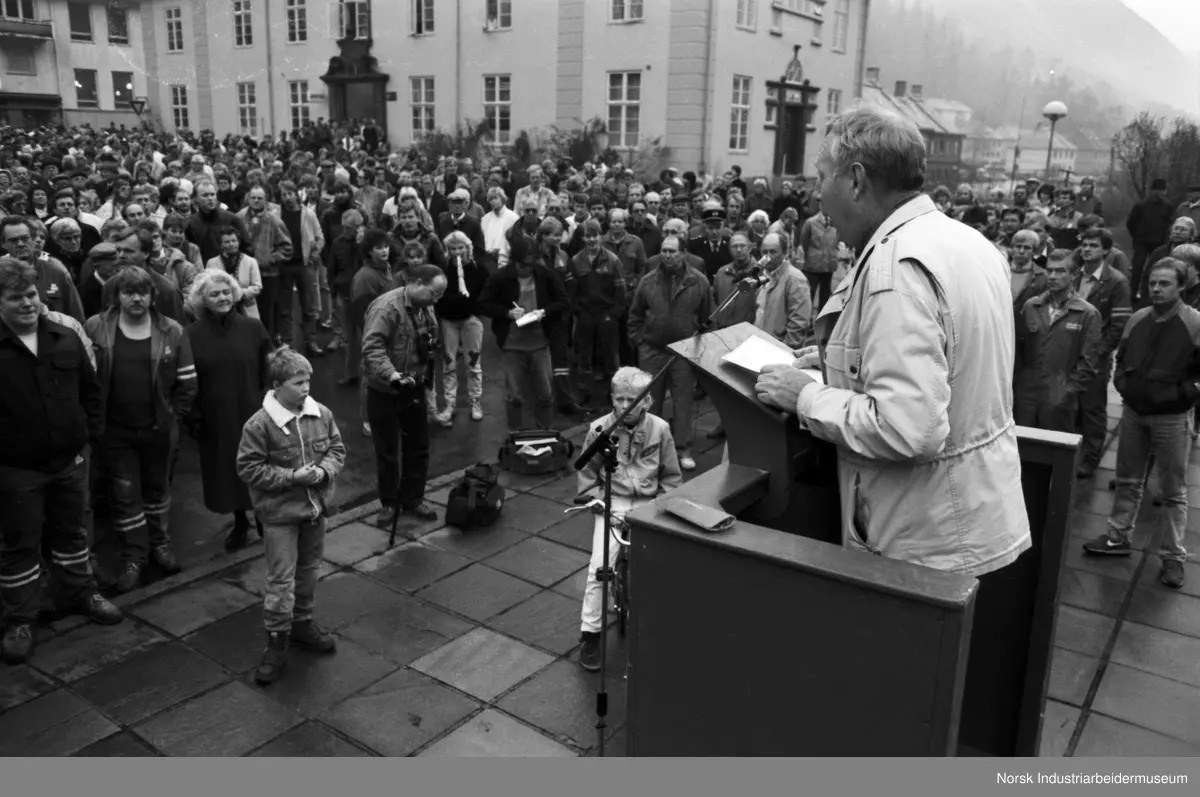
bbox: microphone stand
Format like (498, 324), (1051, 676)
(573, 261), (767, 757)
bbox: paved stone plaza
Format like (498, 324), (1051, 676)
(2, 392), (1199, 757)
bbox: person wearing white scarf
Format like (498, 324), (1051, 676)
(434, 231), (487, 425)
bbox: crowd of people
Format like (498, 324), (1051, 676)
(1, 113), (1197, 682)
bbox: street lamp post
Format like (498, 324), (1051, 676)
(1042, 100), (1068, 181)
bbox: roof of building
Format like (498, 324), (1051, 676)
(860, 84), (965, 138)
(917, 97), (975, 135)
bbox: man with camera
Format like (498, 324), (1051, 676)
(361, 265), (447, 528)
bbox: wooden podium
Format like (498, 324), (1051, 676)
(623, 324), (1080, 757)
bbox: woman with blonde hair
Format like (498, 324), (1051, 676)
(184, 269), (273, 551)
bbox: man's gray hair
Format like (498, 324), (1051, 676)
(822, 106), (926, 192)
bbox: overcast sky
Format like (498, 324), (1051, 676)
(1121, 0), (1200, 54)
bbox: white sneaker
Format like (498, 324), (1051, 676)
(361, 422), (372, 437)
(680, 455), (696, 471)
(436, 409), (454, 427)
(470, 403), (484, 421)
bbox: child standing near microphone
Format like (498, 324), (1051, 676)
(575, 367), (682, 672)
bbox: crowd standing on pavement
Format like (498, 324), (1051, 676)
(0, 113), (1196, 680)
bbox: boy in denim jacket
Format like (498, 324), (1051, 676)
(236, 348), (347, 685)
(577, 367), (682, 672)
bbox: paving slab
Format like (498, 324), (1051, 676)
(411, 627), (555, 701)
(421, 525), (530, 561)
(550, 567), (588, 601)
(1136, 557), (1200, 597)
(483, 536), (591, 588)
(135, 680), (302, 757)
(1038, 699), (1080, 757)
(72, 640), (230, 725)
(356, 541), (473, 593)
(0, 664), (57, 712)
(250, 721), (373, 757)
(417, 563), (541, 623)
(1091, 662), (1200, 745)
(247, 638), (398, 718)
(1047, 647), (1100, 707)
(322, 521), (395, 567)
(337, 593), (474, 666)
(417, 709), (577, 757)
(1124, 586), (1200, 639)
(526, 475), (582, 507)
(182, 605), (267, 674)
(497, 633), (628, 750)
(1057, 567), (1130, 618)
(1053, 605), (1117, 658)
(490, 590), (585, 656)
(319, 668), (479, 756)
(1061, 539), (1143, 582)
(494, 494), (577, 535)
(1074, 713), (1200, 757)
(0, 689), (118, 757)
(74, 731), (160, 757)
(30, 619), (169, 683)
(1108, 619), (1200, 687)
(312, 571), (411, 631)
(128, 579), (259, 637)
(539, 512), (594, 552)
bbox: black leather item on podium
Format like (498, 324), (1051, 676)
(667, 322), (841, 541)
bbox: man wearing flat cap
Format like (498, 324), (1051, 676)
(437, 188), (491, 271)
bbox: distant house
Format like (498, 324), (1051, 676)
(1014, 127), (1077, 182)
(858, 69), (965, 187)
(966, 124), (1020, 169)
(1068, 129), (1113, 179)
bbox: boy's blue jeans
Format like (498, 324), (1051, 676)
(262, 516), (326, 633)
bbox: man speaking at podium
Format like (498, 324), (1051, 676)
(754, 106), (1031, 578)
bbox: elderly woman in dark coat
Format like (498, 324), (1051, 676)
(184, 269), (273, 550)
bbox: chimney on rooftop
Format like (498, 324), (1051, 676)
(865, 67), (880, 86)
(894, 80), (907, 98)
(911, 84), (923, 100)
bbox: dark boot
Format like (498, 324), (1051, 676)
(291, 620), (337, 653)
(555, 374), (582, 415)
(254, 631), (290, 685)
(579, 631), (601, 672)
(225, 513), (250, 552)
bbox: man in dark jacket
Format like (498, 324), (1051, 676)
(0, 257), (123, 665)
(1083, 257), (1200, 591)
(187, 179), (251, 263)
(1014, 250), (1102, 433)
(571, 219), (627, 384)
(627, 233), (713, 471)
(1125, 178), (1175, 302)
(1074, 227), (1133, 477)
(477, 238), (571, 430)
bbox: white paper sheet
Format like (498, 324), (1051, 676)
(721, 336), (797, 374)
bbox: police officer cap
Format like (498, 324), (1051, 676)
(701, 199), (724, 222)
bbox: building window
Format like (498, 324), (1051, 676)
(67, 2), (92, 42)
(3, 43), (35, 74)
(736, 0), (756, 29)
(730, 76), (751, 152)
(334, 0), (370, 39)
(165, 7), (184, 52)
(74, 69), (98, 108)
(826, 88), (841, 115)
(610, 0), (643, 23)
(171, 84), (189, 128)
(832, 0), (849, 51)
(411, 0), (433, 34)
(411, 76), (435, 139)
(236, 82), (258, 134)
(107, 5), (129, 44)
(112, 71), (134, 108)
(289, 80), (311, 129)
(1, 0), (36, 21)
(607, 71), (641, 148)
(234, 0), (253, 47)
(483, 75), (511, 144)
(286, 0), (307, 42)
(485, 0), (511, 30)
